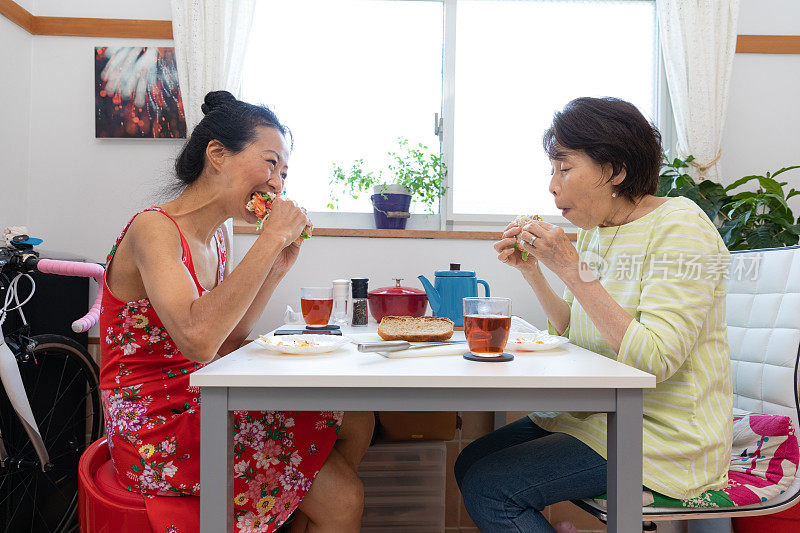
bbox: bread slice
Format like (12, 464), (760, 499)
(378, 316), (455, 342)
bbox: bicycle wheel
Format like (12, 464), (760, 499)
(0, 334), (102, 533)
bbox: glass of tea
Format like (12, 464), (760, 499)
(300, 287), (334, 327)
(463, 297), (512, 356)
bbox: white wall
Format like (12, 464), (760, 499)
(26, 35), (182, 261)
(236, 234), (563, 332)
(5, 0), (799, 335)
(33, 0), (171, 19)
(14, 0), (36, 14)
(719, 0), (800, 214)
(0, 17), (32, 232)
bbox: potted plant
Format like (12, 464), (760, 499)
(328, 137), (447, 229)
(658, 154), (800, 250)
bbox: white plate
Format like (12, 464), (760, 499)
(255, 334), (351, 354)
(507, 332), (569, 352)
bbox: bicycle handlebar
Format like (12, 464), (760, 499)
(35, 259), (105, 333)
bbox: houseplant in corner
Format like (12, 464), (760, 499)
(658, 154), (800, 250)
(328, 137), (447, 229)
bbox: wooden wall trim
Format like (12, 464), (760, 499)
(0, 0), (34, 32)
(233, 222), (578, 242)
(33, 16), (173, 39)
(0, 0), (173, 39)
(736, 35), (800, 55)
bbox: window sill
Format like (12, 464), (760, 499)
(233, 222), (577, 241)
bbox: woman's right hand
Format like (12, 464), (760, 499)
(259, 196), (309, 247)
(494, 223), (540, 273)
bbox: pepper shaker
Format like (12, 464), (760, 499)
(351, 277), (369, 327)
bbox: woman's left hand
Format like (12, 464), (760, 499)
(518, 220), (580, 283)
(268, 241), (301, 281)
(266, 210), (309, 281)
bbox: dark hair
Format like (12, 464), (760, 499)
(174, 91), (292, 188)
(542, 97), (662, 201)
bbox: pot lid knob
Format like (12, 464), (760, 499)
(450, 263), (461, 271)
(394, 278), (403, 287)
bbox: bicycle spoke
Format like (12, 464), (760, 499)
(30, 356), (45, 408)
(4, 470), (34, 526)
(0, 474), (18, 508)
(0, 338), (101, 532)
(41, 398), (96, 459)
(43, 354), (71, 442)
(31, 471), (39, 533)
(42, 470), (72, 511)
(19, 366), (86, 456)
(40, 370), (86, 436)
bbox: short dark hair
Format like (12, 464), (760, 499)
(174, 90), (292, 189)
(542, 97), (662, 201)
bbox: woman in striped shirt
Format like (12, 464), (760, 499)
(455, 97), (732, 532)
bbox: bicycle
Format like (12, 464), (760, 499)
(0, 238), (105, 533)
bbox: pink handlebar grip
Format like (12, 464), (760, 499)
(36, 259), (105, 333)
(36, 259), (105, 281)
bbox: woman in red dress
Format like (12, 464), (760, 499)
(100, 90), (374, 533)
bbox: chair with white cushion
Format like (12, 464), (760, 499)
(574, 245), (800, 529)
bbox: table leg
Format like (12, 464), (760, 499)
(200, 387), (233, 533)
(607, 388), (643, 533)
(493, 411), (507, 430)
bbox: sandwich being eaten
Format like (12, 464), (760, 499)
(246, 192), (313, 244)
(510, 214), (541, 261)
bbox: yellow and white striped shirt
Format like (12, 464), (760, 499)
(531, 197), (733, 500)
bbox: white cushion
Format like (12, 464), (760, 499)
(719, 246), (800, 513)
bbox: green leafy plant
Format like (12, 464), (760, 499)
(328, 137), (447, 213)
(658, 154), (800, 250)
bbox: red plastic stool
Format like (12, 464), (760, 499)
(78, 438), (153, 533)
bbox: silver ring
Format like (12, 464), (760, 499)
(529, 235), (537, 245)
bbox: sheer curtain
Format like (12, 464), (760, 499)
(170, 0), (256, 241)
(170, 0), (257, 131)
(656, 0), (740, 182)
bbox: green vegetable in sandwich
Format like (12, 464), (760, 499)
(510, 214), (541, 261)
(246, 192), (313, 244)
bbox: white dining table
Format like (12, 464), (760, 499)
(190, 326), (655, 532)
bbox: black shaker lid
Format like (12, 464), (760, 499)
(351, 277), (369, 298)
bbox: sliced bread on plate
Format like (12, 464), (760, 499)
(377, 316), (455, 342)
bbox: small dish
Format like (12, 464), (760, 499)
(507, 332), (569, 352)
(255, 334), (350, 354)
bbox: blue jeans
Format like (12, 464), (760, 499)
(455, 417), (607, 532)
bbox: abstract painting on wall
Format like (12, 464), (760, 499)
(95, 47), (187, 138)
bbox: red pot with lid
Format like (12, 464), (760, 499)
(367, 278), (428, 322)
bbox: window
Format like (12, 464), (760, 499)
(451, 0), (657, 220)
(242, 0), (661, 229)
(242, 0), (444, 216)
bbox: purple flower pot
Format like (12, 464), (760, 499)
(371, 193), (412, 230)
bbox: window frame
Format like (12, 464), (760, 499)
(246, 0), (672, 233)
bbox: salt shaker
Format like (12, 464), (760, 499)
(351, 277), (369, 327)
(332, 279), (350, 327)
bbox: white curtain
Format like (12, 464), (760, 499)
(170, 0), (257, 132)
(656, 0), (740, 182)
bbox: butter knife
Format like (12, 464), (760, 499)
(357, 340), (466, 353)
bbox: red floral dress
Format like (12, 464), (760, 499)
(100, 207), (342, 533)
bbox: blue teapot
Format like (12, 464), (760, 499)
(418, 264), (490, 327)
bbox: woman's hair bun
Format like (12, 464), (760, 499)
(174, 92), (291, 192)
(201, 90), (237, 115)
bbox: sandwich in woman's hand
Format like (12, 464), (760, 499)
(510, 214), (541, 261)
(246, 192), (313, 244)
(246, 192), (275, 229)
